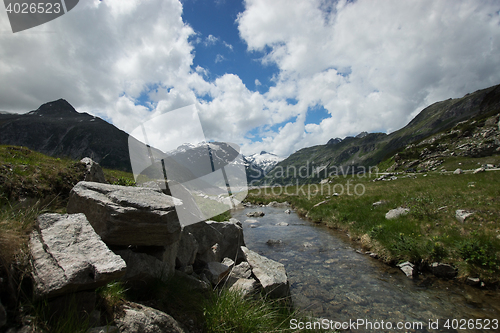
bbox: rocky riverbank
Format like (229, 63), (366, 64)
(1, 180), (291, 333)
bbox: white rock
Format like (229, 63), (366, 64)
(456, 210), (474, 223)
(473, 167), (485, 174)
(385, 207), (410, 219)
(397, 261), (414, 278)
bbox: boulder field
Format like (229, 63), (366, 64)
(14, 181), (291, 332)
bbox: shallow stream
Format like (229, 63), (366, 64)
(232, 206), (500, 332)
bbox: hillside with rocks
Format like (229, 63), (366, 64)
(381, 111), (500, 173)
(260, 84), (500, 185)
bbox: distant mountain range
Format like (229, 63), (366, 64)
(260, 83), (500, 185)
(2, 83), (499, 186)
(0, 100), (283, 184)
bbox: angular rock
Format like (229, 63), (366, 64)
(67, 181), (182, 247)
(246, 211), (265, 217)
(80, 157), (107, 183)
(229, 278), (259, 297)
(372, 200), (387, 207)
(115, 250), (171, 281)
(221, 257), (235, 268)
(205, 262), (231, 285)
(183, 220), (245, 264)
(453, 168), (463, 175)
(473, 167), (485, 174)
(266, 239), (283, 246)
(30, 213), (126, 298)
(241, 246), (290, 298)
(397, 261), (415, 278)
(456, 210), (474, 223)
(385, 207), (410, 220)
(229, 261), (252, 279)
(284, 209), (292, 214)
(115, 302), (185, 333)
(176, 230), (198, 268)
(173, 270), (210, 292)
(466, 277), (481, 286)
(430, 262), (457, 279)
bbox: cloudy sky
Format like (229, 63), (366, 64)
(1, 0), (500, 157)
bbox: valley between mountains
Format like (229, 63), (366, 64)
(1, 83), (500, 332)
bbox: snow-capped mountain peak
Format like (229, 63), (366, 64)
(245, 151), (284, 174)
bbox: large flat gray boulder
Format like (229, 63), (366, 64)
(30, 213), (126, 298)
(67, 181), (182, 247)
(241, 246), (290, 299)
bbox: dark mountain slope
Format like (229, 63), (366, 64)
(261, 84), (500, 185)
(0, 99), (133, 171)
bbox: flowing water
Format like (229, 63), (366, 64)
(232, 206), (500, 332)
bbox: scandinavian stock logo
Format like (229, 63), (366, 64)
(3, 0), (79, 33)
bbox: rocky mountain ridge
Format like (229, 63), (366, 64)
(0, 99), (134, 172)
(383, 111), (500, 173)
(0, 100), (281, 185)
(260, 83), (500, 185)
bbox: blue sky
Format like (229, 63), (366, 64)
(182, 0), (278, 90)
(1, 0), (500, 157)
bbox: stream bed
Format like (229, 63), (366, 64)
(232, 206), (500, 332)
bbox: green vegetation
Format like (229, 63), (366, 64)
(204, 289), (299, 333)
(31, 296), (91, 333)
(0, 145), (87, 200)
(103, 170), (136, 186)
(211, 210), (233, 222)
(246, 170), (500, 283)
